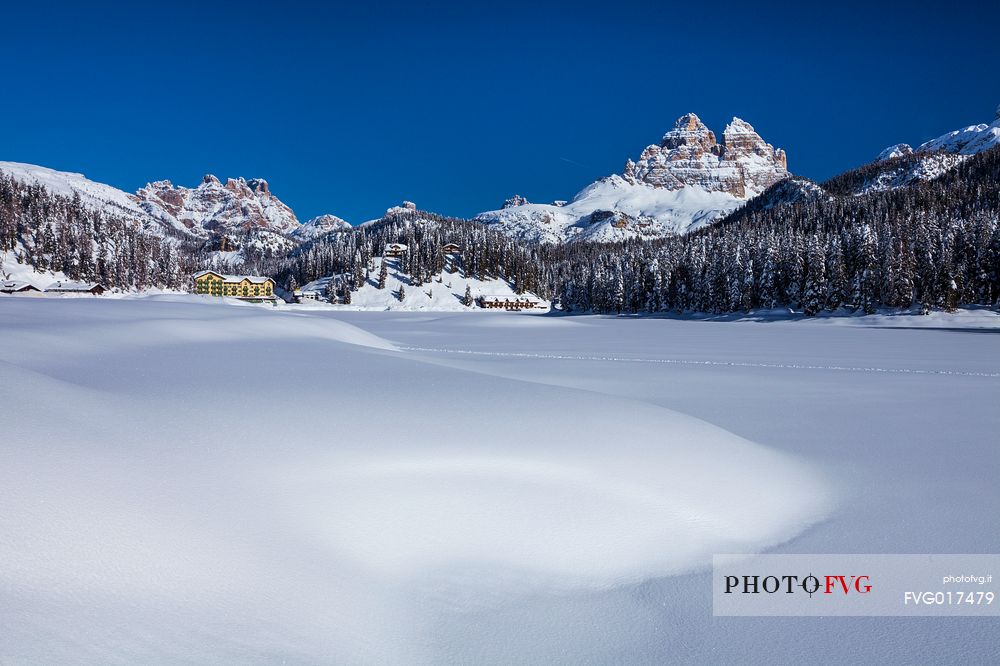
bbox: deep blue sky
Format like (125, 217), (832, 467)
(2, 1), (998, 223)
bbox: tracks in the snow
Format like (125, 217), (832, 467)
(398, 346), (1000, 378)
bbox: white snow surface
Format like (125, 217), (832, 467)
(1, 248), (68, 289)
(476, 175), (743, 244)
(0, 298), (853, 663)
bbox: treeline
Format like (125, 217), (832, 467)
(546, 146), (1000, 314)
(278, 207), (548, 296)
(0, 174), (192, 290)
(3, 145), (999, 317)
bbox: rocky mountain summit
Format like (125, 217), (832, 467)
(623, 114), (789, 198)
(477, 113), (790, 243)
(135, 174), (301, 238)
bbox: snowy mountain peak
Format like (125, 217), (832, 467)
(246, 177), (270, 194)
(503, 194), (530, 209)
(917, 118), (1000, 155)
(722, 118), (788, 171)
(478, 113), (789, 244)
(660, 113), (716, 149)
(625, 113), (789, 198)
(290, 213), (351, 241)
(724, 117), (757, 135)
(135, 174), (300, 237)
(876, 144), (914, 161)
(878, 107), (1000, 162)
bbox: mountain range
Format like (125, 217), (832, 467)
(1, 104), (999, 298)
(0, 161), (347, 257)
(3, 107), (999, 255)
(475, 114), (790, 243)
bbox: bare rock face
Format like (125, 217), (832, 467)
(135, 175), (300, 238)
(623, 113), (789, 198)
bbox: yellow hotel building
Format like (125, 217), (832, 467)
(192, 270), (276, 301)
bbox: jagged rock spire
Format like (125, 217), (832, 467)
(624, 113), (789, 198)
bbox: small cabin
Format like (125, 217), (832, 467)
(298, 281), (330, 301)
(299, 288), (325, 301)
(46, 280), (107, 295)
(297, 275), (347, 302)
(384, 242), (409, 257)
(440, 242), (462, 254)
(192, 270), (275, 301)
(0, 280), (40, 294)
(478, 295), (543, 311)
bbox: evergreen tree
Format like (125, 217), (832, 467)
(802, 234), (826, 316)
(377, 261), (388, 289)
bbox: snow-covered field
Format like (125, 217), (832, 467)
(1, 297), (998, 663)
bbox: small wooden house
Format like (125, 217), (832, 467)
(384, 242), (409, 257)
(46, 280), (107, 295)
(440, 242), (462, 254)
(0, 280), (40, 294)
(192, 270), (275, 301)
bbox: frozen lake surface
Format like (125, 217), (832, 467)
(2, 297), (998, 664)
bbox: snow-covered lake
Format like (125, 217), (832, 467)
(2, 297), (998, 663)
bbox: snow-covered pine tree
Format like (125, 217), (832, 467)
(377, 261), (388, 289)
(802, 234), (826, 316)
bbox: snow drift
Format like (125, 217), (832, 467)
(0, 298), (831, 662)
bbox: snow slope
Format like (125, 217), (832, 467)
(340, 308), (1000, 664)
(0, 298), (831, 663)
(867, 111), (1000, 192)
(878, 112), (1000, 161)
(918, 117), (1000, 155)
(476, 175), (744, 244)
(0, 161), (153, 225)
(1, 248), (69, 289)
(854, 152), (971, 194)
(296, 256), (548, 311)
